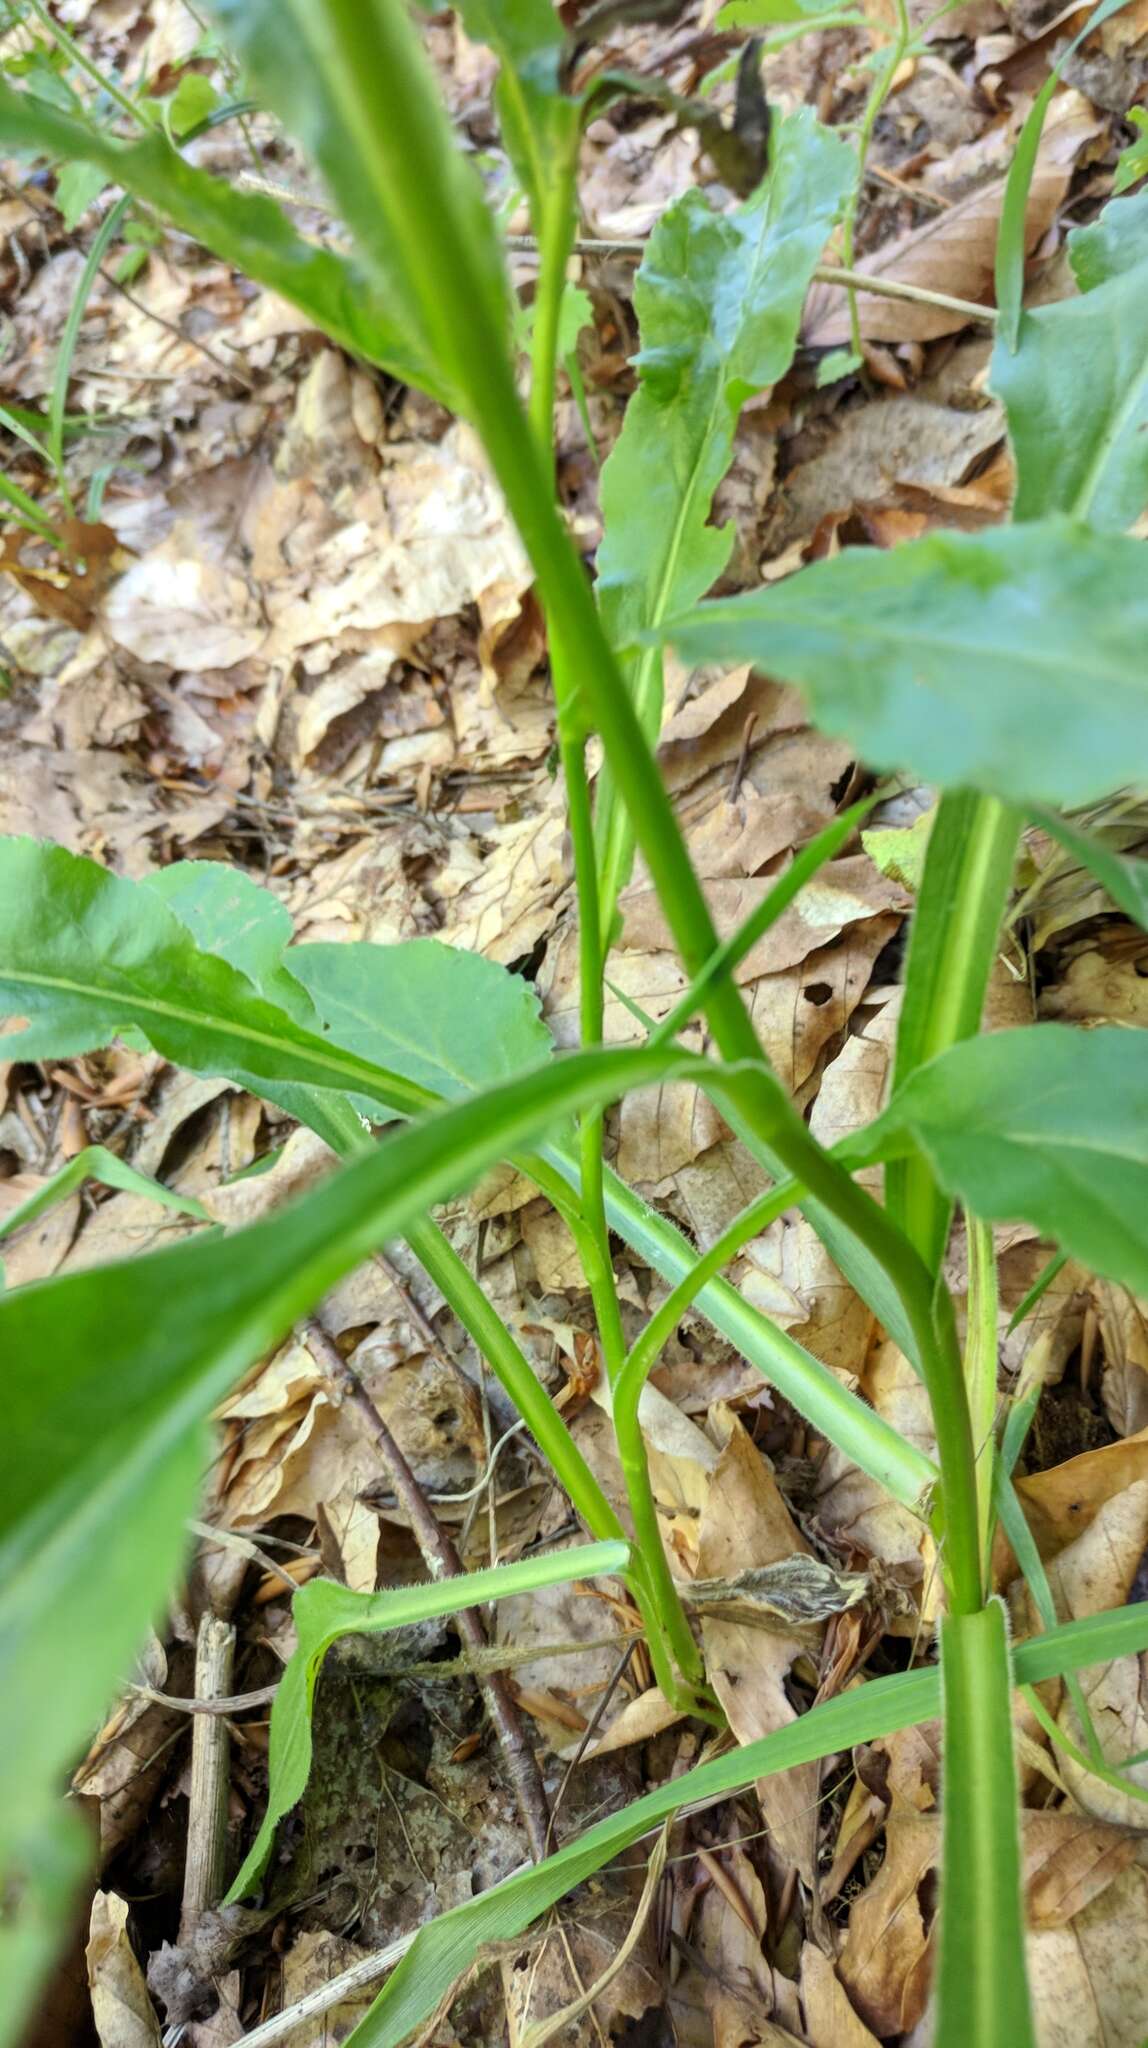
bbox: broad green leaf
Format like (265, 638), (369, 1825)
(0, 1144), (208, 1247)
(885, 793), (1020, 1272)
(663, 521), (1148, 808)
(857, 1024), (1148, 1296)
(288, 938), (553, 1103)
(1070, 184), (1148, 288)
(0, 81), (444, 401)
(342, 1600), (1148, 2048)
(994, 0), (1133, 347)
(936, 1603), (1033, 2048)
(0, 838), (432, 1121)
(991, 191), (1148, 530)
(0, 1034), (697, 2008)
(1034, 808), (1148, 932)
(229, 1544), (631, 1898)
(202, 0), (509, 405)
(1114, 107), (1148, 195)
(145, 859), (320, 1024)
(594, 108), (854, 919)
(53, 157), (105, 229)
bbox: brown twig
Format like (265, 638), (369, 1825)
(178, 1614), (236, 1945)
(303, 1317), (552, 1862)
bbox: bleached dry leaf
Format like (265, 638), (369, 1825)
(103, 532), (267, 672)
(87, 1892), (164, 2048)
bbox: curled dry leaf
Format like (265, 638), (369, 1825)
(87, 1892), (163, 2048)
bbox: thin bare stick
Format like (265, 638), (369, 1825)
(178, 1614), (236, 1944)
(303, 1317), (552, 1862)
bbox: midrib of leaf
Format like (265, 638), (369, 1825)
(2, 965), (432, 1114)
(683, 605), (1143, 689)
(1068, 311), (1148, 523)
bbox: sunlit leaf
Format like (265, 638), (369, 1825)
(663, 521), (1148, 807)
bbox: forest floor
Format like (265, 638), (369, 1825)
(3, 0), (1148, 2042)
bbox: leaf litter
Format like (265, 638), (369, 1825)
(2, 0), (1148, 2042)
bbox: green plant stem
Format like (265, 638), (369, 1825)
(887, 791), (1021, 1272)
(1021, 1682), (1148, 1807)
(965, 1214), (998, 1572)
(354, 0), (981, 1612)
(48, 193), (131, 508)
(839, 0), (912, 362)
(402, 1215), (622, 1543)
(24, 0), (142, 127)
(527, 147), (578, 460)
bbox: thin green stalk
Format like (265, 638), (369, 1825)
(965, 1215), (999, 1572)
(24, 0), (142, 127)
(887, 792), (1021, 1272)
(48, 193), (132, 507)
(839, 0), (912, 362)
(1021, 1683), (1148, 1808)
(527, 148), (579, 461)
(994, 1470), (1108, 1773)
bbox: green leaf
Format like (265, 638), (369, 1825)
(1113, 107), (1148, 195)
(166, 70), (218, 139)
(0, 1032), (697, 2007)
(0, 838), (433, 1123)
(662, 520), (1148, 808)
(1034, 808), (1148, 932)
(342, 1599), (1148, 2048)
(202, 0), (509, 405)
(287, 938), (553, 1103)
(717, 0), (858, 22)
(145, 858), (318, 1023)
(857, 1024), (1148, 1296)
(0, 1143), (209, 1247)
(452, 0), (579, 233)
(594, 108), (854, 917)
(53, 157), (105, 229)
(991, 190), (1148, 530)
(994, 0), (1134, 348)
(0, 80), (445, 401)
(936, 1602), (1033, 2048)
(229, 1543), (631, 1898)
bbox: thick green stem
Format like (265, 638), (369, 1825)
(887, 792), (1021, 1272)
(527, 150), (579, 460)
(964, 1215), (998, 1574)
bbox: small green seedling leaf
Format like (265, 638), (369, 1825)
(662, 520), (1148, 809)
(1114, 106), (1148, 194)
(229, 1544), (632, 1897)
(53, 158), (106, 228)
(165, 70), (218, 140)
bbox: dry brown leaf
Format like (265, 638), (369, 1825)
(769, 394), (1004, 553)
(695, 1408), (824, 1886)
(87, 1892), (163, 2048)
(803, 92), (1101, 344)
(799, 1944), (883, 2048)
(1027, 1866), (1148, 2048)
(1013, 1427), (1148, 1557)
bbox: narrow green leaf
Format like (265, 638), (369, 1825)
(886, 793), (1020, 1271)
(1113, 108), (1148, 195)
(991, 189), (1148, 530)
(0, 838), (433, 1121)
(202, 0), (509, 403)
(594, 108), (854, 919)
(0, 1144), (208, 1245)
(229, 1544), (632, 1899)
(857, 1024), (1148, 1297)
(937, 1602), (1033, 2048)
(1033, 807), (1148, 932)
(452, 0), (579, 229)
(344, 1599), (1148, 2048)
(0, 81), (445, 400)
(662, 521), (1148, 808)
(0, 1034), (699, 1991)
(994, 0), (1133, 347)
